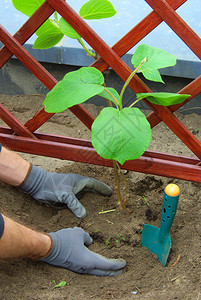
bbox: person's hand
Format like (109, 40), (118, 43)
(41, 227), (126, 276)
(21, 165), (112, 218)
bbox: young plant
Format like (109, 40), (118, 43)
(12, 0), (116, 54)
(52, 280), (67, 288)
(43, 44), (190, 209)
(12, 1), (189, 209)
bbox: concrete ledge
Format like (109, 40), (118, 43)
(1, 58), (201, 114)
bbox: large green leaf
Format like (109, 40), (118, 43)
(12, 0), (45, 16)
(44, 67), (105, 113)
(98, 87), (119, 106)
(12, 0), (59, 39)
(59, 18), (81, 39)
(91, 107), (152, 165)
(136, 92), (190, 106)
(35, 19), (58, 36)
(131, 44), (176, 83)
(33, 27), (64, 49)
(79, 0), (117, 19)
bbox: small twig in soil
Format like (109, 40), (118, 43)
(171, 275), (181, 282)
(172, 254), (181, 267)
(83, 222), (94, 228)
(134, 285), (142, 293)
(99, 209), (116, 214)
(106, 219), (114, 224)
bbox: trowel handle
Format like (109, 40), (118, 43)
(158, 184), (180, 243)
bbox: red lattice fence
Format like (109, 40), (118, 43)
(0, 0), (201, 182)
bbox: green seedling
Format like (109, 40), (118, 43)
(52, 280), (67, 288)
(142, 195), (150, 207)
(43, 44), (190, 209)
(12, 1), (190, 211)
(118, 234), (126, 241)
(116, 234), (126, 244)
(105, 239), (112, 248)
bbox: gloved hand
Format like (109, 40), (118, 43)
(41, 227), (126, 276)
(21, 165), (112, 218)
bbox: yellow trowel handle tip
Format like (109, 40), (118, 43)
(165, 184), (180, 196)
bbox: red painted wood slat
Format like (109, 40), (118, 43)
(0, 131), (200, 182)
(145, 0), (201, 60)
(0, 104), (36, 138)
(0, 1), (54, 67)
(0, 0), (200, 183)
(0, 25), (95, 131)
(46, 0), (201, 159)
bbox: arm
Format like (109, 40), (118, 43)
(0, 214), (126, 275)
(0, 214), (52, 260)
(0, 144), (126, 275)
(0, 146), (31, 186)
(0, 145), (112, 218)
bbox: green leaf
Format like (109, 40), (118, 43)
(53, 281), (67, 288)
(35, 19), (58, 36)
(136, 92), (190, 106)
(44, 67), (105, 113)
(98, 87), (119, 106)
(33, 27), (64, 49)
(131, 44), (176, 83)
(12, 0), (45, 16)
(59, 18), (81, 39)
(12, 0), (60, 39)
(91, 107), (151, 165)
(141, 69), (164, 83)
(132, 44), (176, 71)
(79, 0), (117, 19)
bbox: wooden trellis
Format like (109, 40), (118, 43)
(0, 0), (200, 182)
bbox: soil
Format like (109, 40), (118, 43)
(0, 94), (200, 300)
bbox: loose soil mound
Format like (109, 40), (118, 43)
(0, 94), (200, 300)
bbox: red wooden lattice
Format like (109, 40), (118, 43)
(0, 0), (200, 182)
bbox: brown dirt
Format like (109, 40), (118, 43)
(0, 94), (200, 300)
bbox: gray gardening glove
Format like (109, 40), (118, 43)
(41, 227), (126, 276)
(21, 165), (112, 218)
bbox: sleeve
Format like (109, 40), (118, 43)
(0, 143), (2, 152)
(0, 213), (5, 239)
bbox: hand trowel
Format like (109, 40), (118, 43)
(141, 183), (180, 266)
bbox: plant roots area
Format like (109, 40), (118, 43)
(0, 94), (200, 300)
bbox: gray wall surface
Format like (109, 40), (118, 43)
(1, 59), (200, 114)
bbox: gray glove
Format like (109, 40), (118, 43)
(41, 227), (126, 276)
(21, 165), (112, 218)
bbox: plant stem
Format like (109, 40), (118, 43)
(78, 38), (94, 57)
(102, 84), (122, 208)
(103, 87), (119, 107)
(103, 82), (113, 107)
(116, 163), (128, 210)
(93, 51), (99, 60)
(119, 56), (148, 109)
(129, 98), (142, 108)
(113, 161), (122, 207)
(94, 64), (124, 211)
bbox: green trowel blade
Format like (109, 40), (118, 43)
(141, 224), (171, 267)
